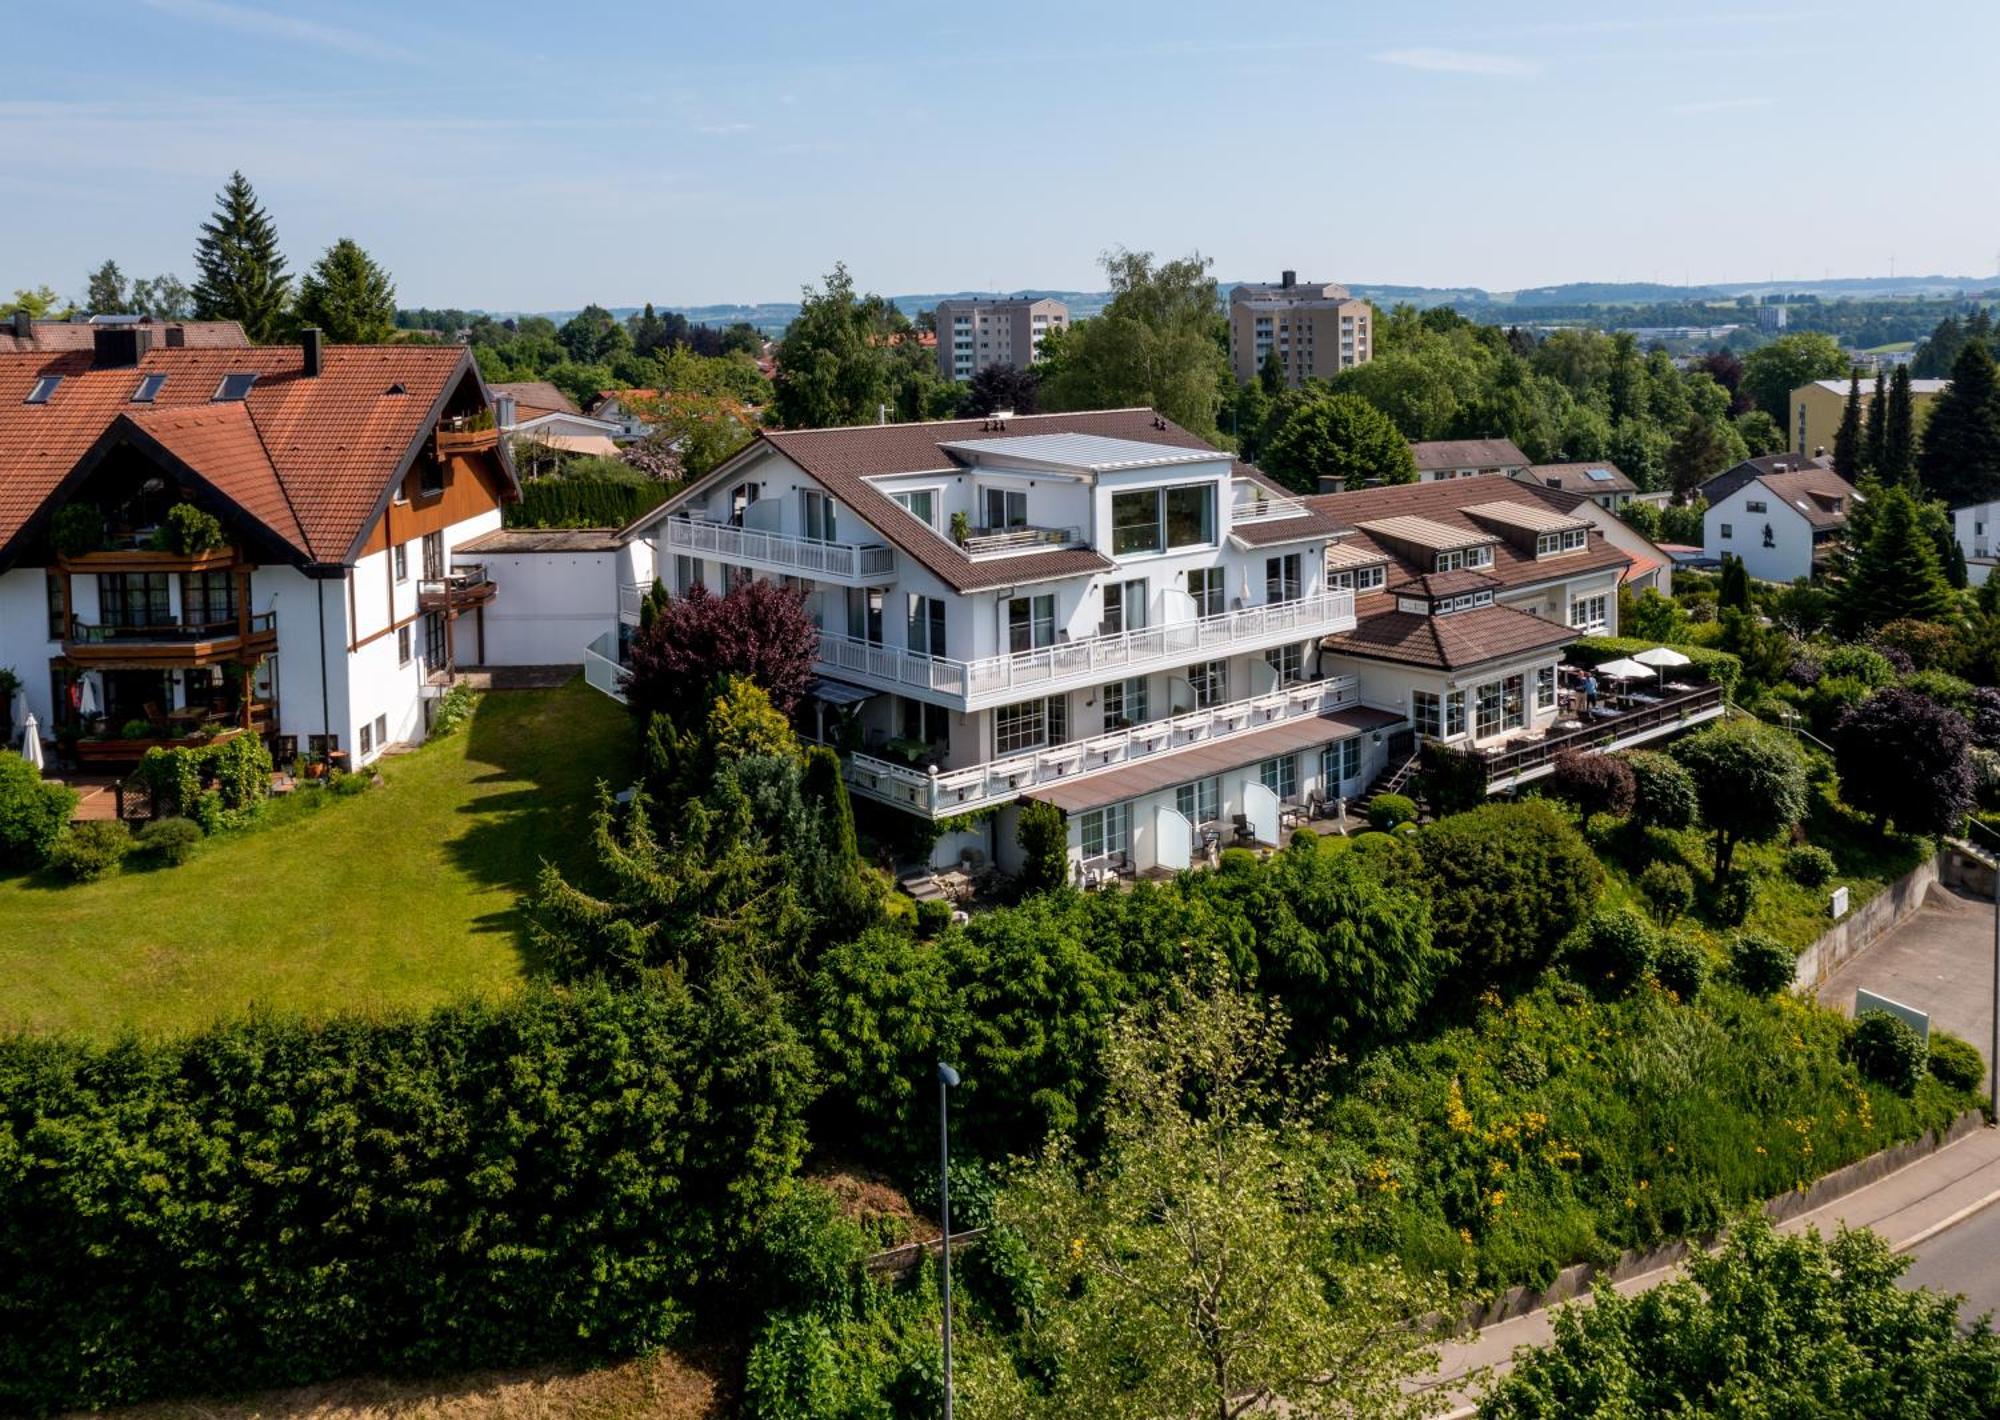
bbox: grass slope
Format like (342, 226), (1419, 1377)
(0, 680), (632, 1039)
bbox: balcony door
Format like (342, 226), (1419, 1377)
(801, 489), (838, 543)
(421, 531), (444, 580)
(96, 572), (171, 629)
(983, 487), (1028, 530)
(1006, 594), (1055, 654)
(906, 594), (947, 657)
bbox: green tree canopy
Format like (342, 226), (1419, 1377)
(1837, 483), (1956, 634)
(84, 260), (131, 315)
(1918, 339), (2000, 505)
(191, 171), (291, 342)
(1039, 249), (1231, 439)
(770, 262), (894, 429)
(1670, 720), (1809, 882)
(1740, 332), (1848, 422)
(1256, 388), (1416, 492)
(294, 237), (397, 343)
(1883, 363), (1920, 487)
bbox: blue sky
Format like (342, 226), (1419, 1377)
(4, 0), (1996, 311)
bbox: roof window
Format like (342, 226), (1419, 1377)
(212, 372), (258, 402)
(131, 373), (167, 403)
(25, 375), (60, 404)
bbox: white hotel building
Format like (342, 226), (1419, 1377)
(623, 410), (1710, 878)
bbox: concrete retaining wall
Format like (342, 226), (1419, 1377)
(1793, 850), (1941, 992)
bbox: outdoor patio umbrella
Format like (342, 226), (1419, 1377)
(1592, 657), (1652, 681)
(19, 713), (42, 773)
(78, 674), (99, 720)
(1633, 645), (1692, 692)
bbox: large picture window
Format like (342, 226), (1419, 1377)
(1111, 483), (1216, 555)
(180, 571), (236, 627)
(1102, 676), (1149, 728)
(97, 572), (170, 628)
(994, 695), (1068, 756)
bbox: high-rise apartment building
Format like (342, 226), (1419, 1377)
(1227, 272), (1373, 386)
(933, 297), (1069, 382)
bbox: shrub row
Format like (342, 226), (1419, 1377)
(1571, 636), (1743, 699)
(505, 475), (669, 529)
(0, 980), (812, 1413)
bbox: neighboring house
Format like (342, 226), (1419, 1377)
(1703, 467), (1862, 583)
(1409, 438), (1530, 484)
(1700, 450), (1833, 507)
(0, 326), (519, 769)
(932, 298), (1068, 382)
(1526, 481), (1673, 595)
(1515, 460), (1638, 509)
(492, 381), (622, 459)
(1227, 272), (1373, 386)
(1950, 499), (2000, 587)
(587, 389), (660, 442)
(612, 409), (1706, 875)
(1790, 376), (1947, 459)
(0, 311), (249, 353)
(449, 528), (636, 663)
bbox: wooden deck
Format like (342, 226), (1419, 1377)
(64, 776), (122, 823)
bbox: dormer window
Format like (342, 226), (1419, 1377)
(1535, 528), (1588, 556)
(1434, 544), (1493, 572)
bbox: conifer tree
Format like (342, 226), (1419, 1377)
(84, 260), (131, 315)
(1837, 484), (1955, 632)
(1864, 367), (1888, 476)
(1918, 339), (2000, 506)
(1882, 364), (1918, 488)
(1718, 553), (1752, 612)
(191, 171), (291, 342)
(294, 237), (396, 343)
(1832, 368), (1864, 479)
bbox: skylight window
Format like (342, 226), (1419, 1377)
(25, 376), (60, 405)
(131, 373), (167, 403)
(1586, 468), (1614, 482)
(212, 372), (258, 402)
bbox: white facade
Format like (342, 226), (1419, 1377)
(1952, 500), (2000, 587)
(1703, 480), (1818, 583)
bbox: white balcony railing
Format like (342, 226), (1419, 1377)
(842, 676), (1360, 816)
(815, 588), (1356, 706)
(583, 630), (626, 704)
(1230, 479), (1311, 524)
(960, 525), (1085, 558)
(618, 580), (648, 623)
(664, 515), (894, 582)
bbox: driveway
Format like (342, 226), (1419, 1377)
(1816, 882), (1995, 1048)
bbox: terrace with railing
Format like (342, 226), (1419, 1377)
(418, 563), (497, 611)
(815, 587), (1356, 708)
(959, 525), (1086, 558)
(1475, 682), (1728, 793)
(1229, 478), (1311, 524)
(662, 513), (895, 583)
(64, 611), (277, 666)
(842, 676), (1360, 815)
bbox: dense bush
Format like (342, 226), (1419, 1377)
(1672, 720), (1808, 883)
(1637, 861), (1694, 925)
(0, 750), (77, 867)
(1368, 792), (1418, 831)
(1713, 870), (1757, 926)
(505, 473), (669, 529)
(1726, 931), (1794, 996)
(1547, 751), (1635, 819)
(1819, 643), (1897, 687)
(1850, 1010), (1929, 1095)
(430, 682), (478, 737)
(136, 816), (202, 866)
(1652, 936), (1707, 1001)
(1015, 801), (1069, 894)
(0, 980), (813, 1413)
(1928, 1032), (1986, 1094)
(1572, 908), (1655, 997)
(1785, 844), (1837, 887)
(1416, 800), (1603, 983)
(132, 730), (272, 827)
(1623, 751), (1697, 831)
(48, 820), (131, 881)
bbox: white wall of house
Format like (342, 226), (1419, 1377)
(473, 549), (622, 666)
(1704, 482), (1814, 582)
(1952, 501), (2000, 587)
(0, 570), (58, 736)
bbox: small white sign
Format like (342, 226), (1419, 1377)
(1830, 885), (1850, 919)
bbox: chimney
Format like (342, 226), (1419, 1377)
(1318, 474), (1346, 494)
(10, 309), (30, 341)
(300, 326), (323, 378)
(163, 324), (187, 348)
(91, 325), (153, 369)
(1281, 269), (1297, 289)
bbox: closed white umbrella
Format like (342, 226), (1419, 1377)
(19, 713), (43, 773)
(78, 674), (99, 720)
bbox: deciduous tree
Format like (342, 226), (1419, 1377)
(1670, 720), (1808, 883)
(1741, 332), (1847, 423)
(622, 579), (818, 728)
(1835, 686), (1975, 836)
(1257, 389), (1416, 492)
(84, 259), (131, 315)
(1039, 248), (1231, 439)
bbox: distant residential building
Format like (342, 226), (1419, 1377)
(1699, 450), (1833, 507)
(1790, 376), (1947, 459)
(932, 298), (1068, 382)
(1757, 302), (1789, 332)
(0, 311), (248, 353)
(1703, 466), (1862, 583)
(491, 381), (622, 458)
(1227, 272), (1374, 386)
(1409, 438), (1530, 484)
(588, 390), (661, 442)
(1514, 461), (1638, 510)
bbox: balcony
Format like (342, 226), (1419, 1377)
(663, 514), (895, 585)
(842, 676), (1360, 817)
(959, 525), (1085, 559)
(1476, 684), (1728, 794)
(418, 563), (497, 612)
(1229, 479), (1311, 525)
(434, 412), (501, 457)
(815, 587), (1356, 710)
(57, 544), (240, 575)
(64, 612), (277, 668)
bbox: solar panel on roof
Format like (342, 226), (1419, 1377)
(213, 372), (258, 402)
(131, 373), (167, 403)
(24, 376), (60, 405)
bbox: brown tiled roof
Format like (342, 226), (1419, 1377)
(492, 380), (580, 419)
(0, 319), (250, 353)
(660, 409), (1323, 593)
(1410, 437), (1529, 471)
(1024, 704), (1405, 813)
(1700, 450), (1832, 503)
(1307, 478), (1632, 595)
(1321, 601), (1577, 670)
(1754, 468), (1861, 530)
(1524, 461), (1637, 495)
(457, 527), (622, 554)
(0, 344), (489, 567)
(1387, 569), (1501, 598)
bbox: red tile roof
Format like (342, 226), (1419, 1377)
(0, 344), (486, 567)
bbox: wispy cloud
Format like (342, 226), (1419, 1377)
(1669, 95), (1778, 115)
(1373, 48), (1536, 77)
(139, 0), (414, 63)
(695, 120), (756, 135)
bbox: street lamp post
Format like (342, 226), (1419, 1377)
(1961, 821), (2000, 1122)
(938, 1062), (961, 1420)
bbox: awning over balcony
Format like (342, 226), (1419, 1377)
(1024, 705), (1404, 814)
(807, 676), (878, 707)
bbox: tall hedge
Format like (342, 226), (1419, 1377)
(1570, 636), (1742, 699)
(0, 980), (812, 1413)
(505, 476), (670, 530)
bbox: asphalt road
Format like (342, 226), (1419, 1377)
(1902, 1197), (2000, 1324)
(1817, 882), (1995, 1050)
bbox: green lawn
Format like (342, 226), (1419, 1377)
(0, 680), (633, 1040)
